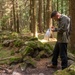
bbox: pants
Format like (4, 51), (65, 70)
(52, 42), (68, 69)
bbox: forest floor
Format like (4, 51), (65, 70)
(0, 32), (61, 75)
(0, 38), (61, 75)
(0, 58), (61, 75)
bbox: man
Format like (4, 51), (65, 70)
(47, 11), (70, 70)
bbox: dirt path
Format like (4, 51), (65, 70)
(0, 58), (61, 75)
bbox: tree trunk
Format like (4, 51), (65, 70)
(9, 10), (13, 31)
(38, 0), (43, 33)
(16, 0), (20, 33)
(69, 0), (75, 53)
(30, 0), (33, 33)
(57, 0), (59, 11)
(46, 0), (52, 28)
(12, 0), (16, 32)
(43, 0), (46, 31)
(61, 0), (63, 13)
(32, 0), (37, 37)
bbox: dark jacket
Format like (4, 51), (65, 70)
(55, 15), (70, 43)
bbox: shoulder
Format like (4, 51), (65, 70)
(60, 14), (70, 22)
(61, 14), (70, 20)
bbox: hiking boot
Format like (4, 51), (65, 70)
(47, 64), (57, 68)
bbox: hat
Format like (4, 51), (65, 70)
(51, 11), (58, 18)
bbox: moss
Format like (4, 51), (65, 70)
(68, 64), (75, 75)
(14, 39), (24, 47)
(36, 51), (45, 60)
(23, 56), (36, 68)
(54, 70), (70, 75)
(44, 43), (53, 54)
(9, 57), (21, 63)
(21, 46), (34, 57)
(29, 37), (38, 41)
(26, 41), (44, 49)
(44, 43), (53, 51)
(54, 64), (75, 75)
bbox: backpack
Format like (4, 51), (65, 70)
(66, 19), (71, 39)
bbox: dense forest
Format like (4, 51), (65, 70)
(0, 0), (75, 75)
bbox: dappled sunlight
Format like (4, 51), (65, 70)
(39, 39), (48, 43)
(39, 38), (57, 43)
(49, 38), (57, 42)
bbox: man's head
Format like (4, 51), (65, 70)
(51, 11), (61, 21)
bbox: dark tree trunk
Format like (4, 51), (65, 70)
(69, 0), (75, 53)
(38, 0), (43, 33)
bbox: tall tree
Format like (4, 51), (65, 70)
(43, 0), (46, 31)
(12, 0), (16, 32)
(61, 0), (63, 13)
(69, 0), (75, 52)
(30, 0), (37, 37)
(46, 0), (52, 28)
(38, 0), (43, 33)
(16, 0), (20, 33)
(32, 0), (37, 37)
(57, 0), (59, 11)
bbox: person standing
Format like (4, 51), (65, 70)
(47, 11), (70, 70)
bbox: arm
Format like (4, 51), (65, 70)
(52, 18), (69, 33)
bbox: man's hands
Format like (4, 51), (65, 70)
(51, 26), (55, 32)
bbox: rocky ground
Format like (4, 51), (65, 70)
(0, 58), (61, 75)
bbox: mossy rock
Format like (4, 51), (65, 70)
(35, 50), (48, 60)
(20, 36), (32, 41)
(29, 37), (38, 41)
(23, 41), (53, 58)
(9, 57), (22, 65)
(25, 41), (44, 49)
(0, 56), (22, 65)
(13, 39), (24, 47)
(21, 46), (34, 58)
(54, 70), (70, 75)
(44, 43), (53, 51)
(54, 63), (75, 75)
(23, 56), (36, 68)
(9, 32), (19, 39)
(44, 43), (53, 55)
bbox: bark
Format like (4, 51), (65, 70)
(16, 0), (20, 33)
(46, 0), (52, 29)
(69, 0), (75, 53)
(43, 0), (46, 31)
(12, 0), (16, 32)
(30, 0), (33, 33)
(32, 0), (37, 37)
(38, 0), (43, 33)
(61, 0), (63, 13)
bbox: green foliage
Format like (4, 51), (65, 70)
(11, 50), (15, 55)
(9, 32), (19, 39)
(1, 15), (9, 26)
(14, 39), (24, 47)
